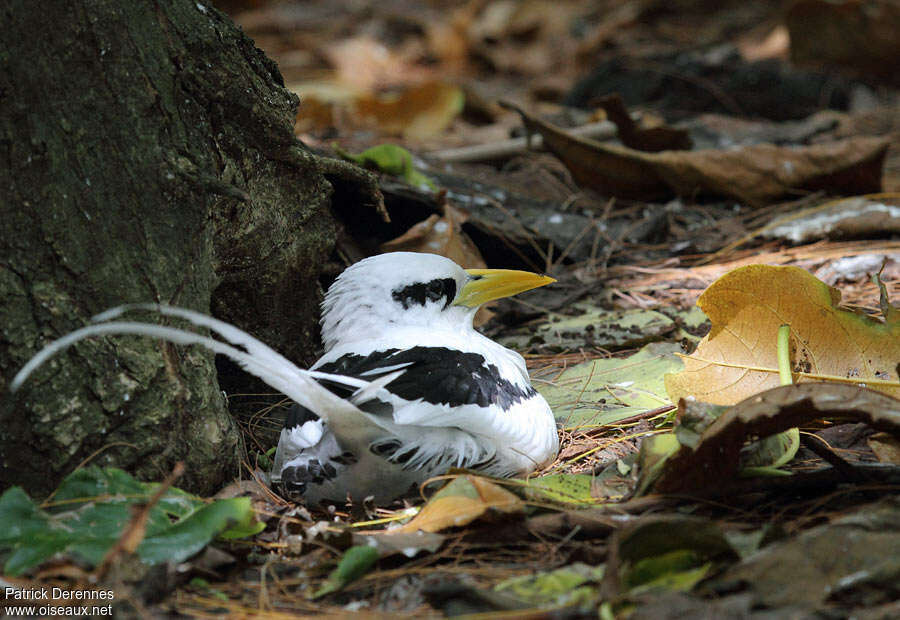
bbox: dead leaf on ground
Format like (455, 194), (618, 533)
(353, 530), (445, 558)
(388, 475), (523, 534)
(294, 81), (464, 140)
(665, 264), (900, 405)
(648, 383), (900, 494)
(520, 473), (597, 506)
(494, 562), (605, 610)
(464, 0), (582, 77)
(681, 110), (842, 149)
(322, 36), (433, 91)
(503, 102), (889, 205)
(380, 203), (486, 270)
(737, 24), (790, 61)
(706, 496), (900, 609)
(671, 398), (799, 477)
(761, 194), (900, 243)
(868, 432), (900, 465)
(595, 94), (692, 152)
(610, 516), (738, 598)
(786, 0), (900, 82)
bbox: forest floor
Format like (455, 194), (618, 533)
(6, 0), (900, 617)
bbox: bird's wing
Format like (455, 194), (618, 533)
(314, 345), (538, 426)
(302, 344), (549, 473)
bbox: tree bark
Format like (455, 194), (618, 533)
(0, 0), (371, 495)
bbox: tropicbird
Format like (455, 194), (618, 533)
(11, 252), (559, 505)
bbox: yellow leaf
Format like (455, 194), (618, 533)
(390, 475), (523, 534)
(665, 265), (900, 405)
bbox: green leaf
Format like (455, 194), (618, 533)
(0, 487), (76, 575)
(219, 503), (267, 540)
(627, 553), (712, 594)
(741, 427), (800, 470)
(138, 497), (260, 563)
(49, 466), (148, 509)
(0, 467), (262, 575)
(334, 143), (436, 190)
(312, 545), (380, 599)
(616, 517), (738, 595)
(501, 307), (675, 354)
(4, 536), (71, 576)
(537, 342), (683, 429)
(520, 474), (596, 505)
(634, 433), (681, 497)
(0, 487), (52, 541)
(495, 563), (604, 609)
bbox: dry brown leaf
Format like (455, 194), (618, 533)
(466, 0), (577, 76)
(323, 37), (431, 91)
(596, 93), (692, 152)
(380, 204), (486, 269)
(738, 24), (790, 61)
(294, 81), (464, 140)
(503, 103), (889, 205)
(761, 195), (900, 243)
(665, 265), (900, 405)
(358, 82), (464, 140)
(390, 475), (523, 534)
(868, 432), (900, 465)
(653, 383), (900, 494)
(787, 0), (900, 81)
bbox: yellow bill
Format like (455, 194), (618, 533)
(454, 268), (555, 308)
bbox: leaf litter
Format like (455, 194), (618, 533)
(8, 0), (900, 617)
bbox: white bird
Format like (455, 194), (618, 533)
(11, 252), (559, 505)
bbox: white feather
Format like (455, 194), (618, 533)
(10, 314), (397, 447)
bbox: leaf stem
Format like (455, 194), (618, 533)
(777, 324), (793, 386)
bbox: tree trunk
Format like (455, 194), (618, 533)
(0, 0), (372, 495)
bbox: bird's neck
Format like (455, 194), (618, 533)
(321, 305), (478, 352)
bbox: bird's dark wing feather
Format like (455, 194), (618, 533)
(316, 346), (536, 411)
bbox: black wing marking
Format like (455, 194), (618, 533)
(317, 346), (536, 411)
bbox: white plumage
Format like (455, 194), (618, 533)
(11, 252), (559, 505)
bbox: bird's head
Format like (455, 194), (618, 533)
(320, 252), (554, 350)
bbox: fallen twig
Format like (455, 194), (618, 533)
(428, 120), (618, 163)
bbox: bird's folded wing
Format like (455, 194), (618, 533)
(314, 346), (538, 428)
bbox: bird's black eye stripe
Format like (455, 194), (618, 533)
(392, 278), (457, 310)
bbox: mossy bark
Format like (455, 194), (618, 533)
(0, 0), (358, 495)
